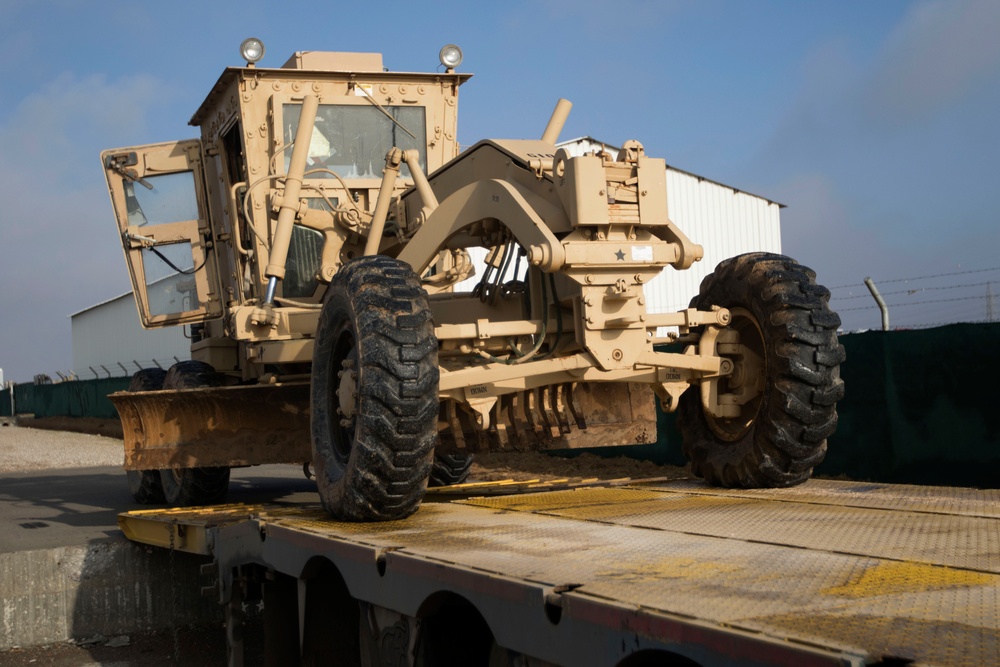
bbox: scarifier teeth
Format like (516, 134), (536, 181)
(439, 383), (589, 452)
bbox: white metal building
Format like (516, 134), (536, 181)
(70, 292), (191, 380)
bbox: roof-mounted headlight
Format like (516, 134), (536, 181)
(439, 44), (463, 71)
(240, 37), (266, 66)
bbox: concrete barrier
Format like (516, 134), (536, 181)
(1, 537), (221, 648)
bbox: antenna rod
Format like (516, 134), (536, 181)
(541, 99), (572, 145)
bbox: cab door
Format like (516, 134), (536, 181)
(101, 140), (223, 327)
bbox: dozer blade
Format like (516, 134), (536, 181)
(110, 383), (313, 470)
(439, 382), (658, 453)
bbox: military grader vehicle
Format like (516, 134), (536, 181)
(100, 39), (844, 520)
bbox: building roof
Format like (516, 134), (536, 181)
(69, 290), (133, 319)
(557, 136), (785, 208)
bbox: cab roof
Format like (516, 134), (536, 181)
(189, 51), (472, 127)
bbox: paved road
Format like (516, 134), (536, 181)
(0, 463), (318, 554)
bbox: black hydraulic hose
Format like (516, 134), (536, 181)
(149, 246), (207, 276)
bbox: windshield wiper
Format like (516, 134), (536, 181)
(105, 153), (154, 190)
(354, 85), (418, 140)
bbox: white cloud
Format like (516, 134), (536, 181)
(863, 0), (1000, 123)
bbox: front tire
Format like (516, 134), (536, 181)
(311, 256), (439, 521)
(157, 361), (231, 506)
(677, 253), (845, 488)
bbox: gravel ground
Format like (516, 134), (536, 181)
(0, 422), (123, 473)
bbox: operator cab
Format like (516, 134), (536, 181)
(101, 39), (470, 328)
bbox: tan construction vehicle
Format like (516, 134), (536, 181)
(100, 39), (844, 520)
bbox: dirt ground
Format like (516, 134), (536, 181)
(0, 625), (248, 667)
(21, 416), (126, 440)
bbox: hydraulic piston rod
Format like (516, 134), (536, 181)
(264, 94), (319, 304)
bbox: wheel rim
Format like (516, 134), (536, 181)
(705, 307), (766, 442)
(330, 327), (359, 465)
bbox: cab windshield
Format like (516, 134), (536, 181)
(283, 103), (426, 179)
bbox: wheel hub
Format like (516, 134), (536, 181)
(705, 307), (766, 443)
(336, 359), (357, 422)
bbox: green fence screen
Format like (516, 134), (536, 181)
(8, 377), (130, 419)
(821, 322), (999, 488)
(563, 322), (1000, 488)
(0, 387), (12, 417)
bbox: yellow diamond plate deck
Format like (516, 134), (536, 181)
(119, 479), (1000, 666)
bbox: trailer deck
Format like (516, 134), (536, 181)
(119, 478), (1000, 666)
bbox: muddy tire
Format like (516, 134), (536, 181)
(157, 361), (231, 506)
(677, 253), (845, 488)
(429, 452), (474, 487)
(311, 255), (439, 521)
(126, 368), (168, 504)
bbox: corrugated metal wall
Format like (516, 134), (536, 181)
(646, 170), (782, 319)
(71, 292), (191, 379)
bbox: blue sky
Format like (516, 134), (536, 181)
(1, 0), (998, 382)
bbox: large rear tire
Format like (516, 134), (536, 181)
(311, 255), (439, 521)
(677, 253), (845, 488)
(126, 368), (168, 504)
(157, 361), (231, 506)
(429, 452), (474, 487)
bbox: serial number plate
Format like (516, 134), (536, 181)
(632, 245), (654, 262)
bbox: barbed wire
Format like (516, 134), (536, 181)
(845, 319), (996, 332)
(837, 295), (990, 313)
(3, 357), (187, 387)
(831, 280), (995, 300)
(830, 266), (1000, 290)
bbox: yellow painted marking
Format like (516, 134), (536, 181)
(821, 561), (994, 599)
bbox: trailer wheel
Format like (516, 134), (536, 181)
(125, 368), (168, 504)
(157, 361), (231, 506)
(429, 452), (474, 487)
(677, 253), (845, 488)
(311, 255), (439, 521)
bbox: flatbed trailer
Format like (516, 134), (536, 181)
(119, 478), (1000, 667)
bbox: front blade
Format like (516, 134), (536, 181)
(110, 383), (313, 470)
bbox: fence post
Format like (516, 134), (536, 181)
(864, 277), (890, 331)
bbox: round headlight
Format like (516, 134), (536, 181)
(240, 37), (266, 65)
(439, 44), (463, 70)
